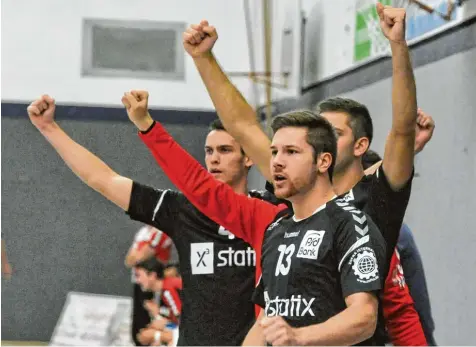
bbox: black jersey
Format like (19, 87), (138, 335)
(127, 182), (276, 346)
(338, 166), (413, 269)
(252, 199), (386, 346)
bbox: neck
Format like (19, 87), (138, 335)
(332, 161), (365, 195)
(290, 178), (337, 221)
(230, 177), (249, 196)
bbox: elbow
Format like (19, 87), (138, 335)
(359, 306), (378, 342)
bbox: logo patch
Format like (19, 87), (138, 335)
(350, 247), (379, 283)
(296, 230), (325, 260)
(191, 242), (214, 275)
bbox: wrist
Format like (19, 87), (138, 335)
(294, 326), (308, 346)
(193, 52), (215, 64)
(135, 114), (155, 132)
(390, 40), (408, 50)
(37, 121), (60, 134)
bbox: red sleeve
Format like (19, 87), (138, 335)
(383, 250), (427, 346)
(162, 278), (183, 323)
(149, 230), (172, 263)
(139, 122), (285, 250)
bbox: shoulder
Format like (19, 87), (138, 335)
(164, 277), (182, 289)
(327, 199), (376, 235)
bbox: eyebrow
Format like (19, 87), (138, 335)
(205, 145), (234, 149)
(270, 145), (301, 150)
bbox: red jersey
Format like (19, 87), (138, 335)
(149, 228), (173, 264)
(383, 249), (427, 346)
(158, 277), (183, 324)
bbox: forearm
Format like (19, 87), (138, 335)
(194, 53), (258, 135)
(39, 124), (115, 190)
(125, 246), (154, 267)
(37, 123), (131, 210)
(242, 322), (266, 346)
(390, 42), (417, 135)
(194, 54), (273, 181)
(295, 304), (377, 346)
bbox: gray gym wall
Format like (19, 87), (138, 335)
(0, 111), (216, 341)
(265, 19), (476, 345)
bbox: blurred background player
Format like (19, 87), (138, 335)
(126, 225), (174, 346)
(135, 258), (182, 346)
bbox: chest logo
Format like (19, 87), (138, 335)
(296, 230), (326, 260)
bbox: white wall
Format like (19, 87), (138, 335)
(1, 0), (302, 110)
(341, 48), (476, 345)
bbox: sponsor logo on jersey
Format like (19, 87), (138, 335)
(349, 247), (379, 283)
(190, 243), (255, 275)
(296, 230), (325, 260)
(264, 291), (315, 317)
(284, 231), (300, 238)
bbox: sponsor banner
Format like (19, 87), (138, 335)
(354, 0), (465, 64)
(50, 292), (133, 346)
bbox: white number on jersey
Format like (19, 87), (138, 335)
(275, 244), (295, 276)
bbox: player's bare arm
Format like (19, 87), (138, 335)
(242, 309), (266, 346)
(376, 3), (418, 190)
(364, 108), (435, 175)
(271, 292), (377, 346)
(125, 243), (155, 268)
(27, 95), (133, 211)
(183, 21), (273, 182)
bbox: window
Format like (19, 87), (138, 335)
(82, 19), (185, 80)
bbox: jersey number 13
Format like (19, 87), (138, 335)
(275, 244), (295, 276)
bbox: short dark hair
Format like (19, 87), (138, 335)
(271, 110), (337, 182)
(208, 118), (245, 155)
(136, 258), (164, 278)
(316, 97), (373, 145)
(362, 150), (382, 170)
(209, 118), (226, 131)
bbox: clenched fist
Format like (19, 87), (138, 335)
(376, 3), (406, 44)
(183, 20), (218, 58)
(27, 95), (56, 130)
(260, 316), (300, 346)
(415, 108), (435, 153)
(121, 90), (154, 131)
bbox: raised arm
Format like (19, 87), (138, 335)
(364, 108), (435, 175)
(27, 95), (133, 210)
(376, 4), (418, 190)
(121, 91), (283, 249)
(182, 21), (273, 182)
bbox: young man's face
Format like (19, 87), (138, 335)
(135, 268), (156, 291)
(270, 127), (319, 200)
(321, 111), (358, 175)
(205, 130), (252, 187)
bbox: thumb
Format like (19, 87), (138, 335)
(202, 25), (217, 37)
(200, 20), (209, 27)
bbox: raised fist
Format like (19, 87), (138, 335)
(376, 3), (406, 44)
(27, 95), (56, 130)
(415, 108), (435, 154)
(183, 20), (218, 58)
(121, 90), (153, 131)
